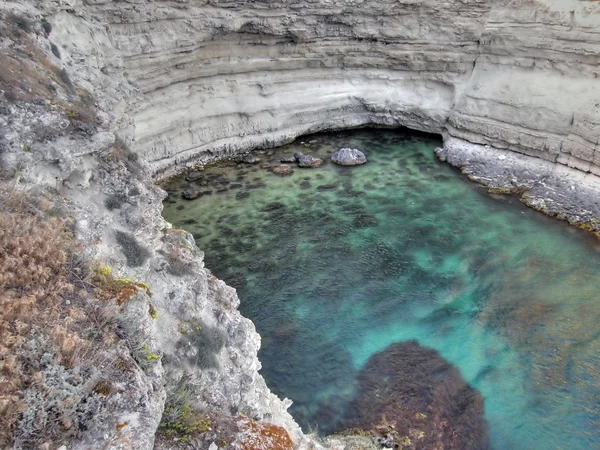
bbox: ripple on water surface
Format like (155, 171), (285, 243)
(162, 129), (600, 450)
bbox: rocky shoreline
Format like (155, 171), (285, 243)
(162, 130), (600, 241)
(1, 0), (599, 448)
(438, 137), (600, 238)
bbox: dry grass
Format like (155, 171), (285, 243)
(0, 210), (74, 444)
(0, 182), (129, 449)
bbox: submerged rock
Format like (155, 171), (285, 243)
(263, 202), (286, 212)
(317, 184), (337, 191)
(338, 340), (489, 450)
(236, 153), (261, 164)
(332, 148), (367, 166)
(280, 154), (297, 163)
(353, 214), (378, 227)
(181, 189), (203, 200)
(296, 153), (324, 168)
(185, 170), (204, 182)
(272, 165), (294, 176)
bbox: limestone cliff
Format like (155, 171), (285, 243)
(76, 0), (600, 178)
(1, 0), (600, 449)
(449, 0), (600, 175)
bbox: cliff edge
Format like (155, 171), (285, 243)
(0, 0), (599, 449)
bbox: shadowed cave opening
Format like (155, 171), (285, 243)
(161, 128), (600, 450)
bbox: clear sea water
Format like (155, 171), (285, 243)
(162, 129), (600, 450)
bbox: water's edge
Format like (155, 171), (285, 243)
(158, 128), (600, 240)
(160, 128), (600, 449)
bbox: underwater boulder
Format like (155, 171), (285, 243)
(353, 214), (378, 228)
(235, 153), (261, 164)
(181, 189), (203, 200)
(280, 154), (297, 163)
(185, 170), (204, 182)
(297, 154), (324, 168)
(272, 165), (294, 176)
(291, 152), (325, 168)
(339, 340), (489, 450)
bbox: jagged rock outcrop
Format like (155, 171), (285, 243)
(1, 0), (600, 449)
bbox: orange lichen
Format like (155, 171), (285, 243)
(237, 418), (294, 450)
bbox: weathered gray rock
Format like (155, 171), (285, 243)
(2, 0), (600, 449)
(331, 148), (367, 166)
(296, 154), (324, 168)
(75, 0), (597, 180)
(185, 170), (203, 182)
(237, 153), (261, 164)
(181, 189), (203, 200)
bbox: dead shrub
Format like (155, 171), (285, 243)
(0, 30), (98, 128)
(0, 51), (57, 102)
(0, 183), (129, 449)
(0, 207), (77, 445)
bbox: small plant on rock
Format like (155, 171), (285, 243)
(91, 264), (151, 305)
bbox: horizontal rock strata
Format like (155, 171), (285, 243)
(2, 0), (600, 448)
(79, 0), (600, 179)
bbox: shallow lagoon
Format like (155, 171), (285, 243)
(162, 129), (600, 450)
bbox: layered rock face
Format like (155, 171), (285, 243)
(448, 0), (600, 174)
(2, 0), (600, 448)
(81, 0), (600, 177)
(91, 0), (489, 175)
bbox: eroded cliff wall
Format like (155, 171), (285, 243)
(2, 0), (600, 449)
(449, 0), (600, 174)
(81, 0), (600, 177)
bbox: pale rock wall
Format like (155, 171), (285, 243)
(5, 0), (600, 448)
(3, 1), (314, 448)
(80, 0), (600, 178)
(448, 0), (600, 175)
(86, 0), (490, 176)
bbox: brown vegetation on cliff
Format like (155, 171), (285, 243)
(0, 180), (148, 449)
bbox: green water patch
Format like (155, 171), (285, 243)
(162, 129), (600, 450)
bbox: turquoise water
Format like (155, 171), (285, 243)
(162, 130), (600, 449)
